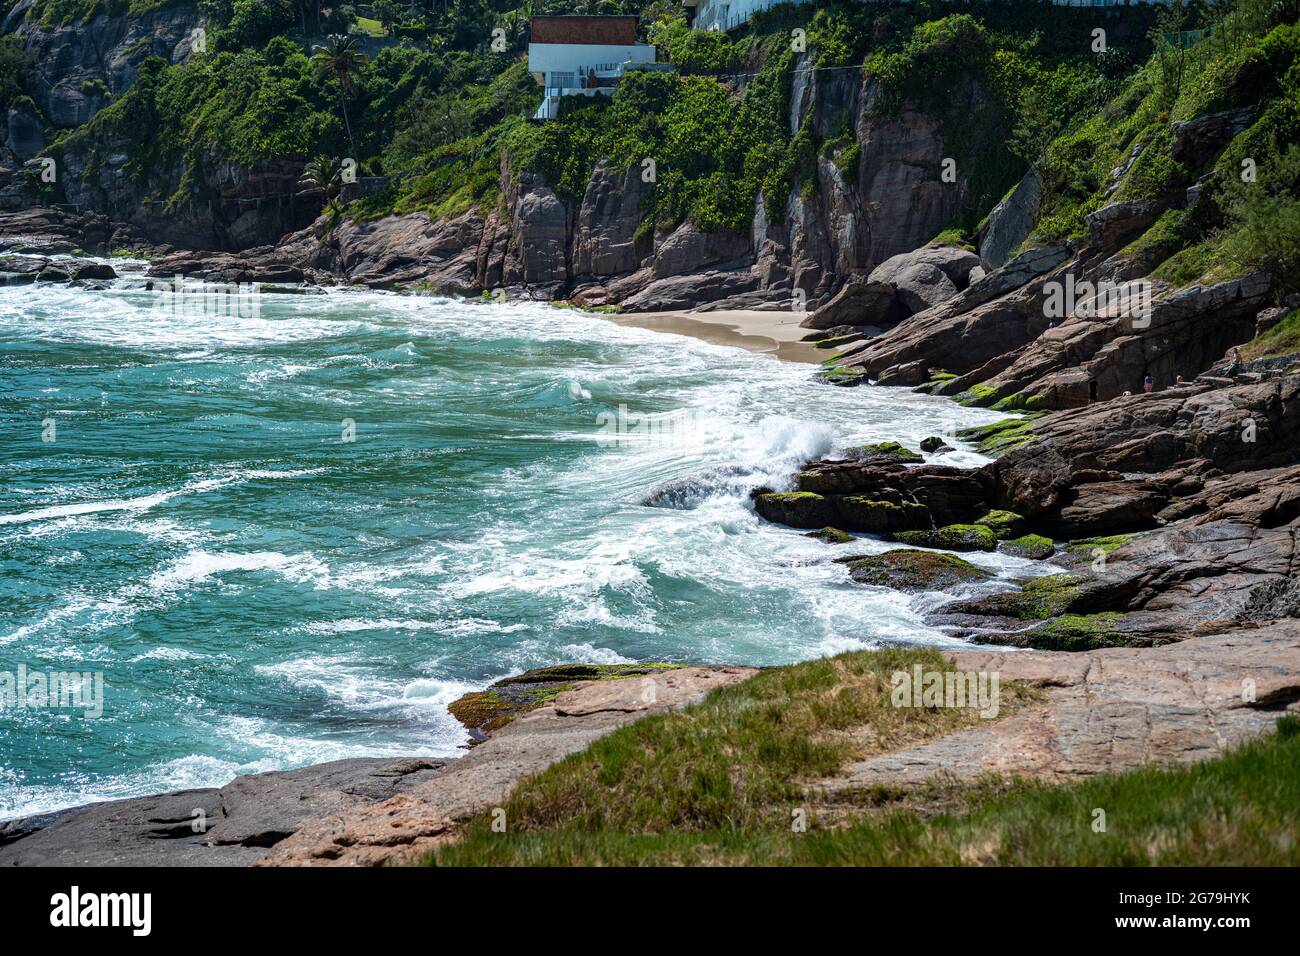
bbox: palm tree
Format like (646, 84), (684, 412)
(299, 155), (346, 211)
(312, 34), (369, 156)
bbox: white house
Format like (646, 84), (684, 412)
(683, 0), (1182, 32)
(528, 16), (659, 120)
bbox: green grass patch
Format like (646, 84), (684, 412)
(433, 648), (1038, 842)
(1241, 308), (1300, 361)
(430, 716), (1300, 866)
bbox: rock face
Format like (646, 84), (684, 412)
(5, 102), (44, 161)
(7, 0), (205, 129)
(977, 170), (1040, 267)
(0, 757), (453, 866)
(571, 159), (647, 277)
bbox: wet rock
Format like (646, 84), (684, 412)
(805, 526), (854, 544)
(840, 549), (990, 591)
(892, 523), (997, 552)
(998, 533), (1055, 560)
(841, 441), (923, 464)
(73, 262), (116, 280)
(752, 491), (838, 529)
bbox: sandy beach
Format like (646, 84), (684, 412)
(610, 309), (823, 363)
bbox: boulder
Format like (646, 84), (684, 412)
(892, 523), (998, 552)
(893, 261), (958, 313)
(802, 278), (899, 330)
(868, 243), (982, 291)
(840, 549), (990, 591)
(652, 222), (751, 279)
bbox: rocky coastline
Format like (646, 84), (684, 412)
(2, 0), (1298, 866)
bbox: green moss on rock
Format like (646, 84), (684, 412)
(892, 523), (998, 552)
(1025, 613), (1133, 651)
(842, 549), (991, 591)
(955, 415), (1045, 456)
(945, 573), (1082, 621)
(450, 663), (686, 739)
(842, 441), (923, 464)
(835, 496), (931, 534)
(998, 534), (1055, 560)
(805, 526), (854, 544)
(973, 510), (1026, 539)
(1061, 534), (1133, 567)
(754, 491), (837, 529)
(814, 365), (868, 387)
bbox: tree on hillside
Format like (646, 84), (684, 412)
(313, 34), (370, 155)
(300, 155), (347, 211)
(373, 0), (404, 31)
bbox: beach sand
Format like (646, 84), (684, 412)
(610, 309), (823, 363)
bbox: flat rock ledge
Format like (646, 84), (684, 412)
(0, 666), (755, 867)
(817, 622), (1300, 797)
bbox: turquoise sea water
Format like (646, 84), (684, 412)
(0, 264), (1023, 819)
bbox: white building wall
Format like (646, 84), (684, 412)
(528, 43), (657, 90)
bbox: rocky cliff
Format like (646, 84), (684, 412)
(4, 0), (204, 129)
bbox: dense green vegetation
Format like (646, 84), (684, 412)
(18, 0), (1300, 293)
(427, 652), (1299, 866)
(26, 0), (1168, 244)
(1035, 0), (1300, 293)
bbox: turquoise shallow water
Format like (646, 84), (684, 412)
(0, 268), (1023, 818)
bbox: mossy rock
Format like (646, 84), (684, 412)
(919, 436), (947, 453)
(814, 333), (866, 350)
(815, 365), (867, 387)
(944, 573), (1083, 621)
(1061, 534), (1133, 567)
(974, 510), (1027, 539)
(1026, 613), (1137, 650)
(892, 523), (997, 552)
(835, 496), (931, 534)
(450, 663), (685, 740)
(843, 549), (991, 592)
(754, 491), (837, 529)
(805, 526), (854, 544)
(841, 441), (923, 464)
(955, 415), (1045, 456)
(955, 383), (1000, 407)
(998, 534), (1055, 560)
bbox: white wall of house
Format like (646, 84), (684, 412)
(528, 43), (657, 91)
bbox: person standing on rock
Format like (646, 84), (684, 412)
(1143, 373), (1154, 393)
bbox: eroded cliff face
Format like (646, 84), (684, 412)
(4, 0), (205, 129)
(255, 61), (986, 307)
